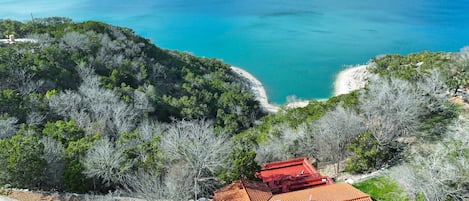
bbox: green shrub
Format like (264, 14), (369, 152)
(0, 187), (12, 196)
(353, 176), (408, 201)
(0, 131), (46, 188)
(346, 131), (391, 173)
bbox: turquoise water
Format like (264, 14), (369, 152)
(1, 0), (469, 104)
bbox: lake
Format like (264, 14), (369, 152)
(1, 0), (468, 103)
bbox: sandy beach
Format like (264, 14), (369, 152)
(334, 65), (369, 96)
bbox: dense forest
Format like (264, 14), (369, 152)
(0, 17), (468, 201)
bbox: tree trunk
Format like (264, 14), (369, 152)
(194, 176), (197, 200)
(336, 161), (340, 175)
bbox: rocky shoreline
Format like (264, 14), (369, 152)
(334, 65), (370, 96)
(230, 66), (280, 113)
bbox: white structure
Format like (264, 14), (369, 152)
(0, 35), (37, 44)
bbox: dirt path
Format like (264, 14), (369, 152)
(318, 161), (384, 184)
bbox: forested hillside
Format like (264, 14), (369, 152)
(0, 17), (262, 199)
(0, 17), (468, 201)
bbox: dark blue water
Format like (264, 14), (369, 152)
(2, 0), (468, 103)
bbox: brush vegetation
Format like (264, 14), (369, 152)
(0, 17), (468, 200)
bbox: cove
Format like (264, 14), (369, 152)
(1, 0), (468, 104)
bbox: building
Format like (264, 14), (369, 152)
(269, 182), (372, 201)
(213, 180), (272, 201)
(255, 158), (334, 194)
(214, 157), (372, 201)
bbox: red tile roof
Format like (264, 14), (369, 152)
(214, 158), (372, 201)
(269, 182), (372, 201)
(213, 180), (272, 201)
(256, 158), (333, 194)
(257, 158), (320, 179)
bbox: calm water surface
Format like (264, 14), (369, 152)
(1, 0), (468, 103)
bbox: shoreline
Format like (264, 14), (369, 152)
(334, 65), (369, 96)
(231, 66), (311, 113)
(230, 66), (280, 113)
(231, 64), (369, 113)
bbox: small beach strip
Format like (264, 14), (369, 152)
(230, 66), (279, 113)
(334, 65), (370, 96)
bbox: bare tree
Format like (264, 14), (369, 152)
(82, 138), (133, 187)
(388, 165), (419, 200)
(27, 33), (54, 48)
(138, 119), (166, 141)
(123, 170), (167, 200)
(77, 64), (139, 137)
(390, 119), (469, 201)
(49, 64), (141, 139)
(4, 68), (45, 95)
(40, 136), (65, 189)
(27, 112), (46, 126)
(360, 77), (427, 145)
(255, 123), (313, 163)
(417, 69), (450, 111)
(69, 109), (92, 132)
(59, 31), (93, 53)
(256, 123), (292, 163)
(0, 116), (18, 139)
(291, 124), (318, 159)
(312, 106), (364, 174)
(48, 90), (85, 119)
(133, 90), (154, 114)
(160, 120), (231, 200)
(164, 162), (195, 200)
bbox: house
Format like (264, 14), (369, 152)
(268, 182), (372, 201)
(255, 157), (334, 194)
(213, 157), (372, 201)
(213, 180), (272, 201)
